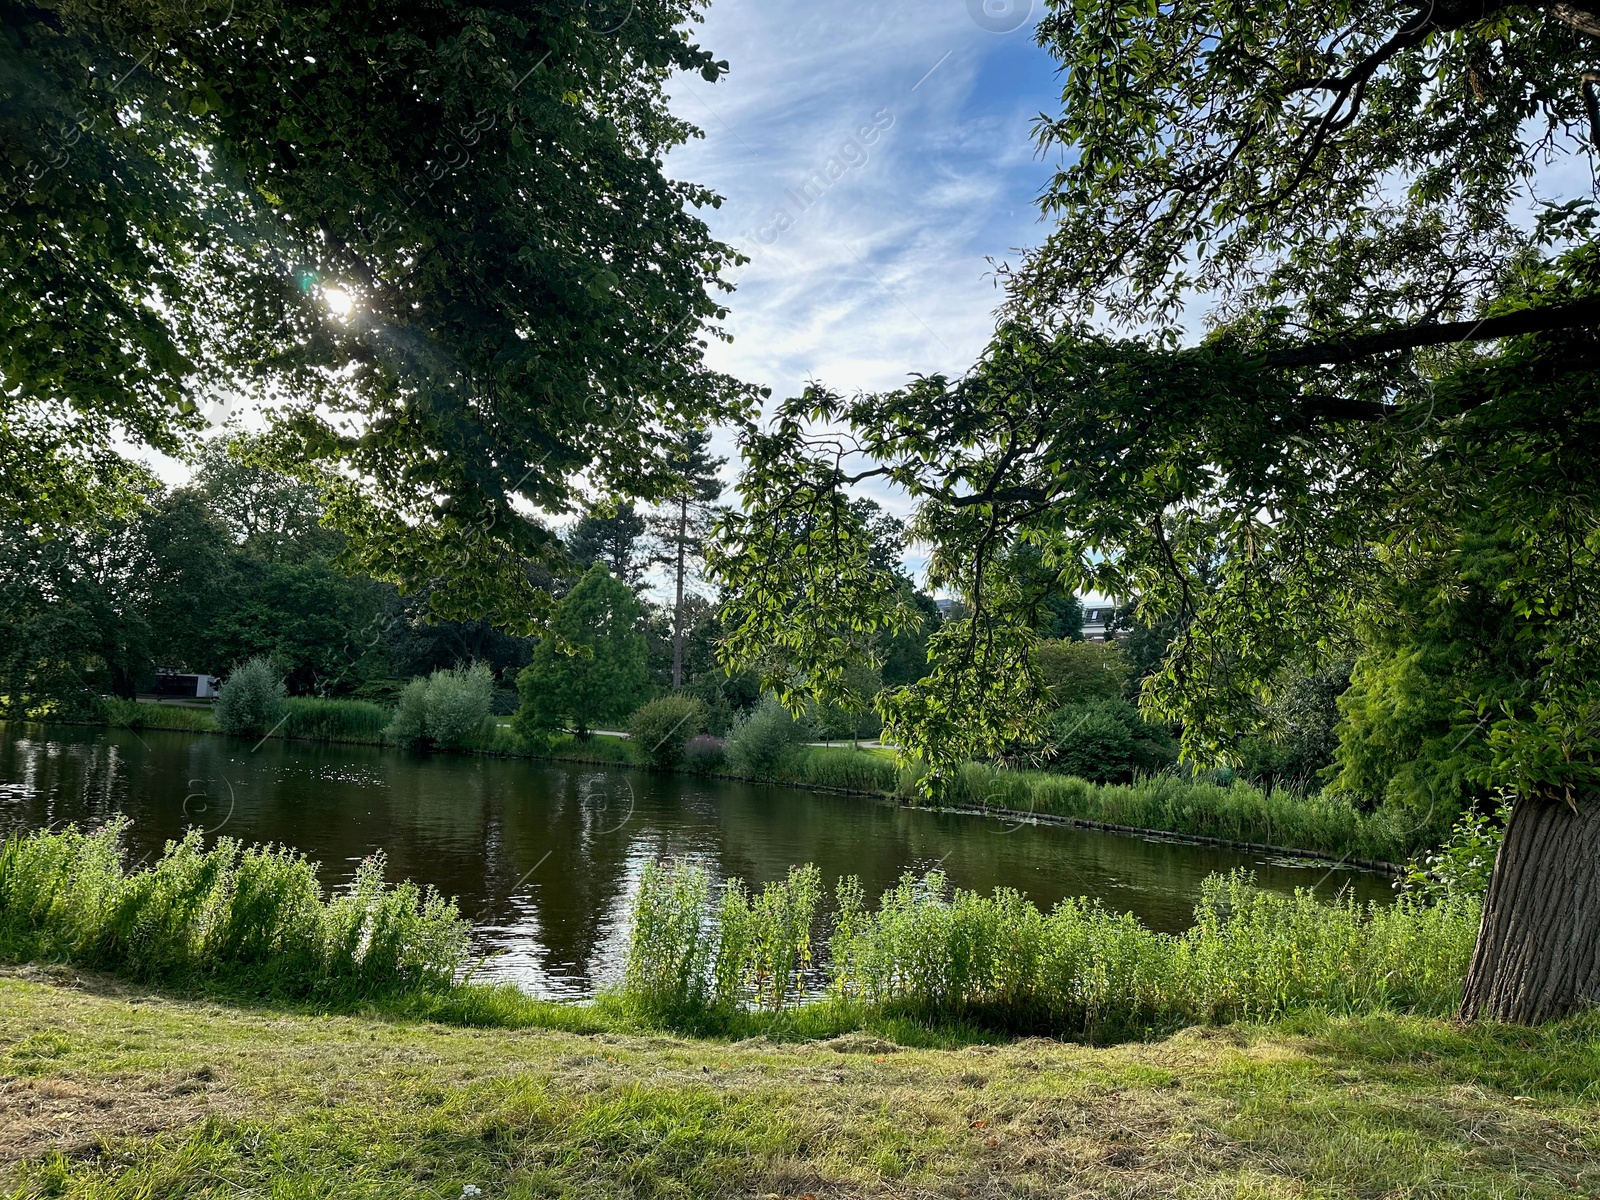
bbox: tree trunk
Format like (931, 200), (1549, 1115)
(671, 498), (687, 691)
(1460, 793), (1600, 1025)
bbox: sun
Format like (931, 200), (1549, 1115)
(322, 287), (355, 319)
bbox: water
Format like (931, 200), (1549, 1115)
(0, 725), (1394, 998)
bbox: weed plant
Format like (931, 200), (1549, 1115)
(622, 860), (1479, 1040)
(712, 864), (822, 1011)
(0, 821), (469, 999)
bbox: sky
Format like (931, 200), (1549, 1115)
(655, 0), (1068, 587)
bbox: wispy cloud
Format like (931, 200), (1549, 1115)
(670, 0), (1059, 403)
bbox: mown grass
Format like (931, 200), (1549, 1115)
(1, 973), (1595, 1199)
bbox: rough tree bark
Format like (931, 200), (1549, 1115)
(1460, 793), (1600, 1024)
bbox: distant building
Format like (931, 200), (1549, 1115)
(931, 594), (1125, 641)
(151, 670), (221, 700)
(1079, 597), (1123, 642)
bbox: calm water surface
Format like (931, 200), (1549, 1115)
(0, 725), (1392, 998)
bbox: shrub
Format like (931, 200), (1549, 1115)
(280, 697), (390, 743)
(724, 697), (808, 779)
(1401, 793), (1511, 901)
(627, 695), (706, 770)
(386, 664), (495, 751)
(1047, 700), (1177, 783)
(683, 735), (727, 774)
(213, 657), (287, 738)
(0, 821), (470, 998)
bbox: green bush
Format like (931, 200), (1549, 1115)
(724, 697), (809, 779)
(1046, 699), (1178, 783)
(213, 657), (287, 738)
(387, 664), (494, 751)
(1401, 794), (1511, 901)
(626, 695), (706, 770)
(0, 821), (470, 998)
(620, 859), (1480, 1038)
(280, 697), (390, 743)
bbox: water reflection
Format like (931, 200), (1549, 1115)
(0, 725), (1393, 998)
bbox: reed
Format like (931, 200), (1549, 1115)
(97, 698), (215, 732)
(902, 762), (1418, 861)
(280, 697), (391, 743)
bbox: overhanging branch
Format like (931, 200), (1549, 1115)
(1263, 296), (1600, 368)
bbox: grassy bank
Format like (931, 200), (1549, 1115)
(80, 702), (1417, 863)
(2, 973), (1596, 1199)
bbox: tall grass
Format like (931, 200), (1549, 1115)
(903, 762), (1418, 862)
(280, 697), (391, 743)
(98, 698), (215, 733)
(0, 821), (470, 999)
(793, 746), (901, 793)
(621, 860), (1479, 1039)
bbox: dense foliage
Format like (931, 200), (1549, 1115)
(386, 664), (495, 751)
(626, 695), (707, 770)
(212, 656), (287, 739)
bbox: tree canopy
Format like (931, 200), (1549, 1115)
(4, 0), (758, 627)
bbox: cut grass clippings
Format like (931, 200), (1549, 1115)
(0, 970), (1596, 1199)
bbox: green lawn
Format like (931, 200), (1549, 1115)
(2, 969), (1596, 1199)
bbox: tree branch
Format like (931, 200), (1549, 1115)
(1262, 297), (1600, 368)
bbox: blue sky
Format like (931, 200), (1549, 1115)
(664, 1), (1063, 493)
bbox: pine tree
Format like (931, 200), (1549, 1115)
(649, 432), (725, 690)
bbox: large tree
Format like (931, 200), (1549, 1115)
(3, 0), (757, 624)
(715, 0), (1600, 1025)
